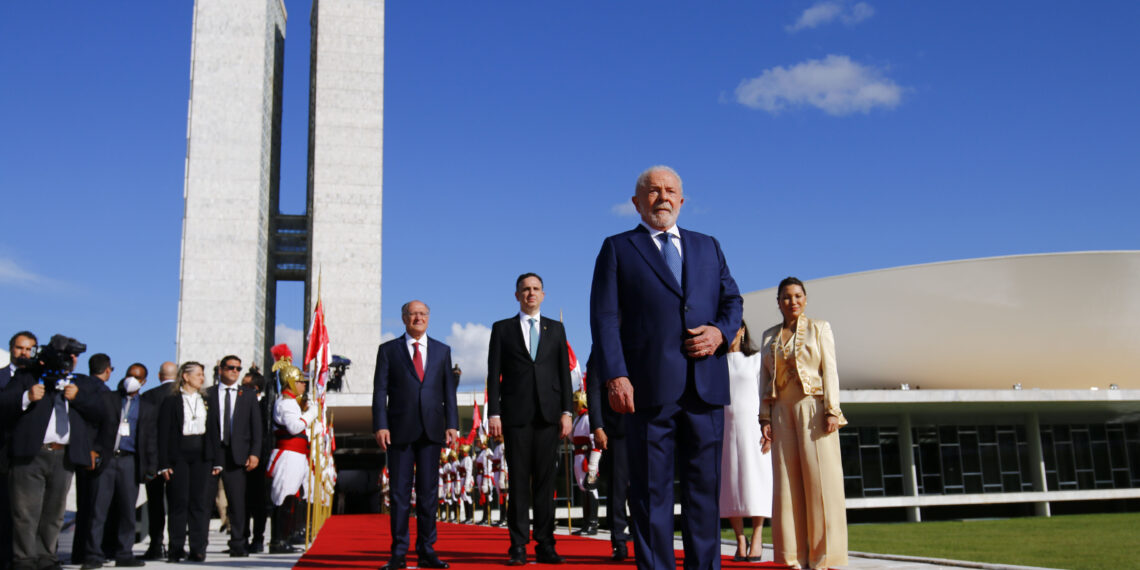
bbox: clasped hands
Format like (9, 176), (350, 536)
(607, 325), (726, 415)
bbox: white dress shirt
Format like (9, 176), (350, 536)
(22, 377), (71, 445)
(518, 311), (541, 354)
(181, 390), (208, 435)
(405, 333), (428, 368)
(641, 221), (684, 260)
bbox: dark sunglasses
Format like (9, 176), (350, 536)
(223, 365), (243, 372)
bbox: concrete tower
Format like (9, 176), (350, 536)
(177, 0), (383, 394)
(176, 0), (286, 371)
(306, 0), (384, 394)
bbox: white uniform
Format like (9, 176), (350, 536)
(476, 447), (494, 496)
(267, 395), (318, 506)
(571, 413), (601, 495)
(491, 442), (508, 491)
(460, 454), (474, 507)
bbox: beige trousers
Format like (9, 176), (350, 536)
(771, 382), (848, 569)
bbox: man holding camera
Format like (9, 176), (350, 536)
(0, 334), (110, 570)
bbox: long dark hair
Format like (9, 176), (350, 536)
(738, 321), (759, 357)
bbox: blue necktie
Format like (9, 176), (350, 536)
(528, 318), (539, 361)
(54, 392), (69, 438)
(657, 233), (682, 286)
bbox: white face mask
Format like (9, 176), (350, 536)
(124, 376), (142, 394)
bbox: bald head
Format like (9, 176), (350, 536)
(159, 361), (178, 382)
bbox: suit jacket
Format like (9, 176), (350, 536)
(156, 390), (219, 471)
(486, 315), (572, 426)
(205, 382), (263, 465)
(0, 366), (13, 391)
(95, 389), (160, 481)
(590, 225), (742, 408)
(0, 369), (111, 468)
(758, 316), (846, 424)
(372, 335), (459, 445)
(585, 354), (624, 437)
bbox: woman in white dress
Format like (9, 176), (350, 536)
(719, 321), (773, 562)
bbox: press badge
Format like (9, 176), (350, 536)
(119, 420), (131, 437)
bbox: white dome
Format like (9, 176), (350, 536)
(741, 251), (1140, 390)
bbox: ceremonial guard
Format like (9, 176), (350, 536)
(570, 389), (602, 535)
(380, 466), (390, 512)
(490, 435), (508, 527)
(475, 437), (494, 525)
(265, 346), (316, 554)
(438, 450), (451, 522)
(458, 444), (475, 523)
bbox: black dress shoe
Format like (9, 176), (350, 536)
(269, 541), (298, 554)
(506, 546), (526, 566)
(611, 542), (628, 562)
(535, 547), (565, 564)
(418, 552), (450, 569)
(229, 549), (249, 558)
(379, 556), (406, 570)
(248, 541), (265, 553)
(141, 547), (165, 562)
(167, 549), (185, 563)
(187, 552), (206, 563)
(115, 557), (146, 567)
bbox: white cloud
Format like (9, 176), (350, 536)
(379, 331), (398, 344)
(735, 54), (902, 116)
(787, 1), (874, 32)
(611, 201), (637, 217)
(445, 322), (491, 390)
(0, 348), (8, 368)
(0, 257), (59, 288)
(274, 323), (304, 361)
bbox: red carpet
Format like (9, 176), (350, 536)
(297, 514), (787, 568)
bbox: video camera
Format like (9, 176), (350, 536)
(33, 334), (87, 386)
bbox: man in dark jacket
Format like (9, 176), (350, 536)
(0, 334), (109, 570)
(205, 355), (263, 558)
(81, 363), (158, 569)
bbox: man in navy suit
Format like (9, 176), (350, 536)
(373, 300), (459, 570)
(590, 166), (742, 570)
(486, 273), (573, 566)
(0, 331), (37, 570)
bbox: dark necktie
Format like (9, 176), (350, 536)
(657, 232), (683, 286)
(413, 342), (425, 381)
(223, 387), (232, 446)
(53, 391), (69, 438)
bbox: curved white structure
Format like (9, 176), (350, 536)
(741, 251), (1140, 390)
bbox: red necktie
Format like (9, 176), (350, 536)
(413, 341), (425, 381)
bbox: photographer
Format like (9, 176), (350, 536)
(0, 334), (111, 570)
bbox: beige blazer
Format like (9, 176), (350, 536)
(758, 316), (846, 425)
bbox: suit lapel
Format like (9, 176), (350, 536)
(510, 316), (531, 358)
(628, 226), (683, 297)
(423, 337), (444, 383)
(535, 317), (551, 360)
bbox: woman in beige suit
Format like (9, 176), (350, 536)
(759, 277), (848, 569)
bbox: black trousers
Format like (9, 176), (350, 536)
(243, 461), (268, 545)
(71, 468), (96, 563)
(143, 476), (166, 550)
(603, 434), (631, 544)
(503, 416), (561, 550)
(0, 460), (12, 570)
(212, 447), (248, 553)
(86, 453), (140, 563)
(166, 436), (210, 556)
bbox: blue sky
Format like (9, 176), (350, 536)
(1, 1), (1137, 391)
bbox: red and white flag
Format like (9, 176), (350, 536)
(567, 341), (584, 391)
(304, 299), (330, 399)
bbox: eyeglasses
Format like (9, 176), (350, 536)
(223, 365), (243, 372)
